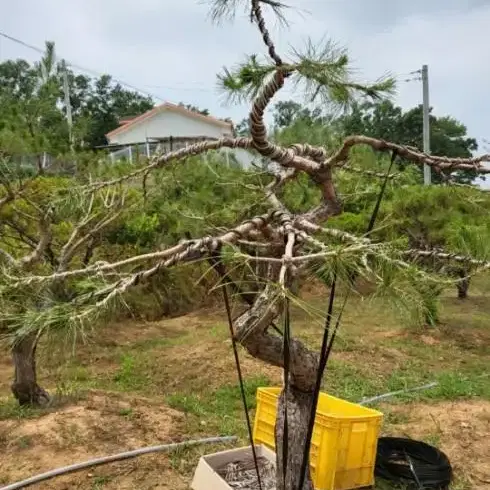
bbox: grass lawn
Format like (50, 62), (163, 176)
(0, 276), (489, 489)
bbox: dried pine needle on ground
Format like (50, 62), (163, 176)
(217, 456), (276, 490)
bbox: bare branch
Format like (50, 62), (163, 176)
(251, 0), (284, 66)
(0, 185), (15, 211)
(0, 160), (44, 212)
(279, 230), (295, 286)
(58, 191), (97, 269)
(405, 248), (490, 270)
(9, 212), (277, 286)
(0, 247), (17, 266)
(58, 191), (127, 272)
(87, 137), (255, 192)
(326, 135), (490, 173)
(18, 212), (52, 268)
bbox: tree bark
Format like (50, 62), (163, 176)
(234, 284), (318, 490)
(276, 386), (315, 490)
(456, 269), (470, 299)
(11, 334), (50, 406)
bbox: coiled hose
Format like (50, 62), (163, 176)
(375, 437), (453, 489)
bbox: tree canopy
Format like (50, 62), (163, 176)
(178, 102), (210, 116)
(0, 42), (154, 153)
(267, 98), (481, 184)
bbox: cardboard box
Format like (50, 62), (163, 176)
(191, 444), (276, 490)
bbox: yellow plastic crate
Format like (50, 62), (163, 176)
(252, 387), (383, 490)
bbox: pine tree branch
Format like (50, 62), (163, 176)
(341, 164), (399, 180)
(251, 0), (284, 66)
(86, 137), (256, 191)
(326, 135), (490, 172)
(58, 191), (127, 272)
(297, 219), (490, 272)
(86, 134), (490, 194)
(405, 248), (490, 270)
(18, 212), (52, 268)
(7, 212), (278, 287)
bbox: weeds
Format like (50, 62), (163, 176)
(112, 354), (150, 391)
(0, 398), (43, 421)
(167, 374), (271, 436)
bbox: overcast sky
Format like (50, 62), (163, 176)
(1, 0), (489, 161)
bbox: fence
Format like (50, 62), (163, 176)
(4, 152), (77, 176)
(2, 136), (264, 176)
(101, 135), (260, 170)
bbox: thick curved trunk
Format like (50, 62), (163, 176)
(456, 270), (470, 299)
(234, 284), (318, 490)
(276, 386), (315, 490)
(11, 334), (50, 406)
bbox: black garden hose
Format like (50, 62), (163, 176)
(375, 437), (453, 489)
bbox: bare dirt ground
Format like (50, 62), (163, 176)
(1, 281), (489, 488)
(1, 392), (489, 489)
(0, 391), (189, 489)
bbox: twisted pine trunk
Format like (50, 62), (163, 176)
(235, 287), (318, 490)
(11, 333), (50, 406)
(456, 269), (471, 299)
(276, 386), (316, 490)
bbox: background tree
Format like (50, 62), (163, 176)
(83, 75), (153, 147)
(234, 117), (250, 136)
(178, 102), (210, 115)
(0, 42), (71, 157)
(272, 100), (325, 128)
(0, 160), (130, 405)
(0, 43), (154, 152)
(384, 186), (490, 301)
(271, 100), (338, 150)
(328, 180), (490, 324)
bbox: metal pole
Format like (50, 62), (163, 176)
(422, 64), (431, 185)
(61, 60), (73, 149)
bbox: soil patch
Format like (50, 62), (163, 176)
(384, 400), (490, 489)
(0, 390), (186, 489)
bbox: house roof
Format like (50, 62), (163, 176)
(118, 116), (138, 125)
(106, 102), (233, 139)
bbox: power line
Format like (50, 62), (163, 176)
(394, 71), (422, 83)
(0, 30), (214, 100)
(0, 30), (160, 99)
(422, 64), (431, 185)
(0, 30), (165, 100)
(400, 76), (422, 83)
(0, 31), (45, 55)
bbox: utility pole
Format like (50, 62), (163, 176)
(61, 59), (73, 149)
(422, 64), (431, 185)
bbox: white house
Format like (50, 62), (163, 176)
(105, 102), (257, 169)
